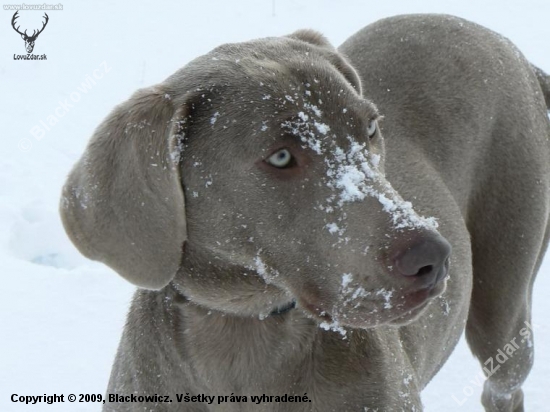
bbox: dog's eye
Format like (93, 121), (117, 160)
(367, 120), (377, 138)
(266, 148), (294, 168)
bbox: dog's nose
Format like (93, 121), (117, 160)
(394, 235), (451, 286)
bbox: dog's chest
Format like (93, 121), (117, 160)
(179, 311), (423, 411)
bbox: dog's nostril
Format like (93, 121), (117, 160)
(416, 265), (433, 277)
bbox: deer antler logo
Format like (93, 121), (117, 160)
(11, 11), (49, 54)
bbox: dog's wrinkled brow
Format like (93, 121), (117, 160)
(358, 99), (380, 121)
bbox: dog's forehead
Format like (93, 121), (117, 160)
(190, 36), (372, 109)
(211, 81), (374, 158)
(249, 74), (377, 150)
(169, 36), (379, 154)
(211, 49), (375, 132)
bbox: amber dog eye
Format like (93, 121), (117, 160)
(367, 120), (377, 138)
(266, 148), (294, 168)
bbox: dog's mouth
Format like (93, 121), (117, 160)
(296, 279), (447, 329)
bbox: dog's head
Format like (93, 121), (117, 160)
(61, 30), (450, 329)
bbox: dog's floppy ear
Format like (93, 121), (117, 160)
(287, 29), (334, 49)
(287, 29), (363, 96)
(60, 86), (188, 290)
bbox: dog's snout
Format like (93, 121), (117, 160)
(394, 235), (451, 285)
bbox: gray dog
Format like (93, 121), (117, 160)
(60, 14), (550, 412)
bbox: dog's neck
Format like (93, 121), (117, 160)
(151, 284), (415, 405)
(164, 284), (319, 391)
(172, 241), (297, 318)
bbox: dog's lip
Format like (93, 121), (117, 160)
(297, 281), (445, 327)
(389, 299), (431, 324)
(399, 279), (446, 307)
(401, 286), (433, 307)
(389, 281), (447, 322)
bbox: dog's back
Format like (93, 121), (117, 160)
(340, 14), (550, 410)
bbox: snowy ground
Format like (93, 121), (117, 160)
(1, 1), (549, 411)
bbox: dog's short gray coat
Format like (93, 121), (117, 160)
(60, 14), (550, 412)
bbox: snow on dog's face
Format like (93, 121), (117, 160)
(172, 32), (450, 330)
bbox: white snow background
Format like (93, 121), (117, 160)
(1, 0), (549, 411)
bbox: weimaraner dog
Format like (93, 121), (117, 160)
(60, 14), (550, 412)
